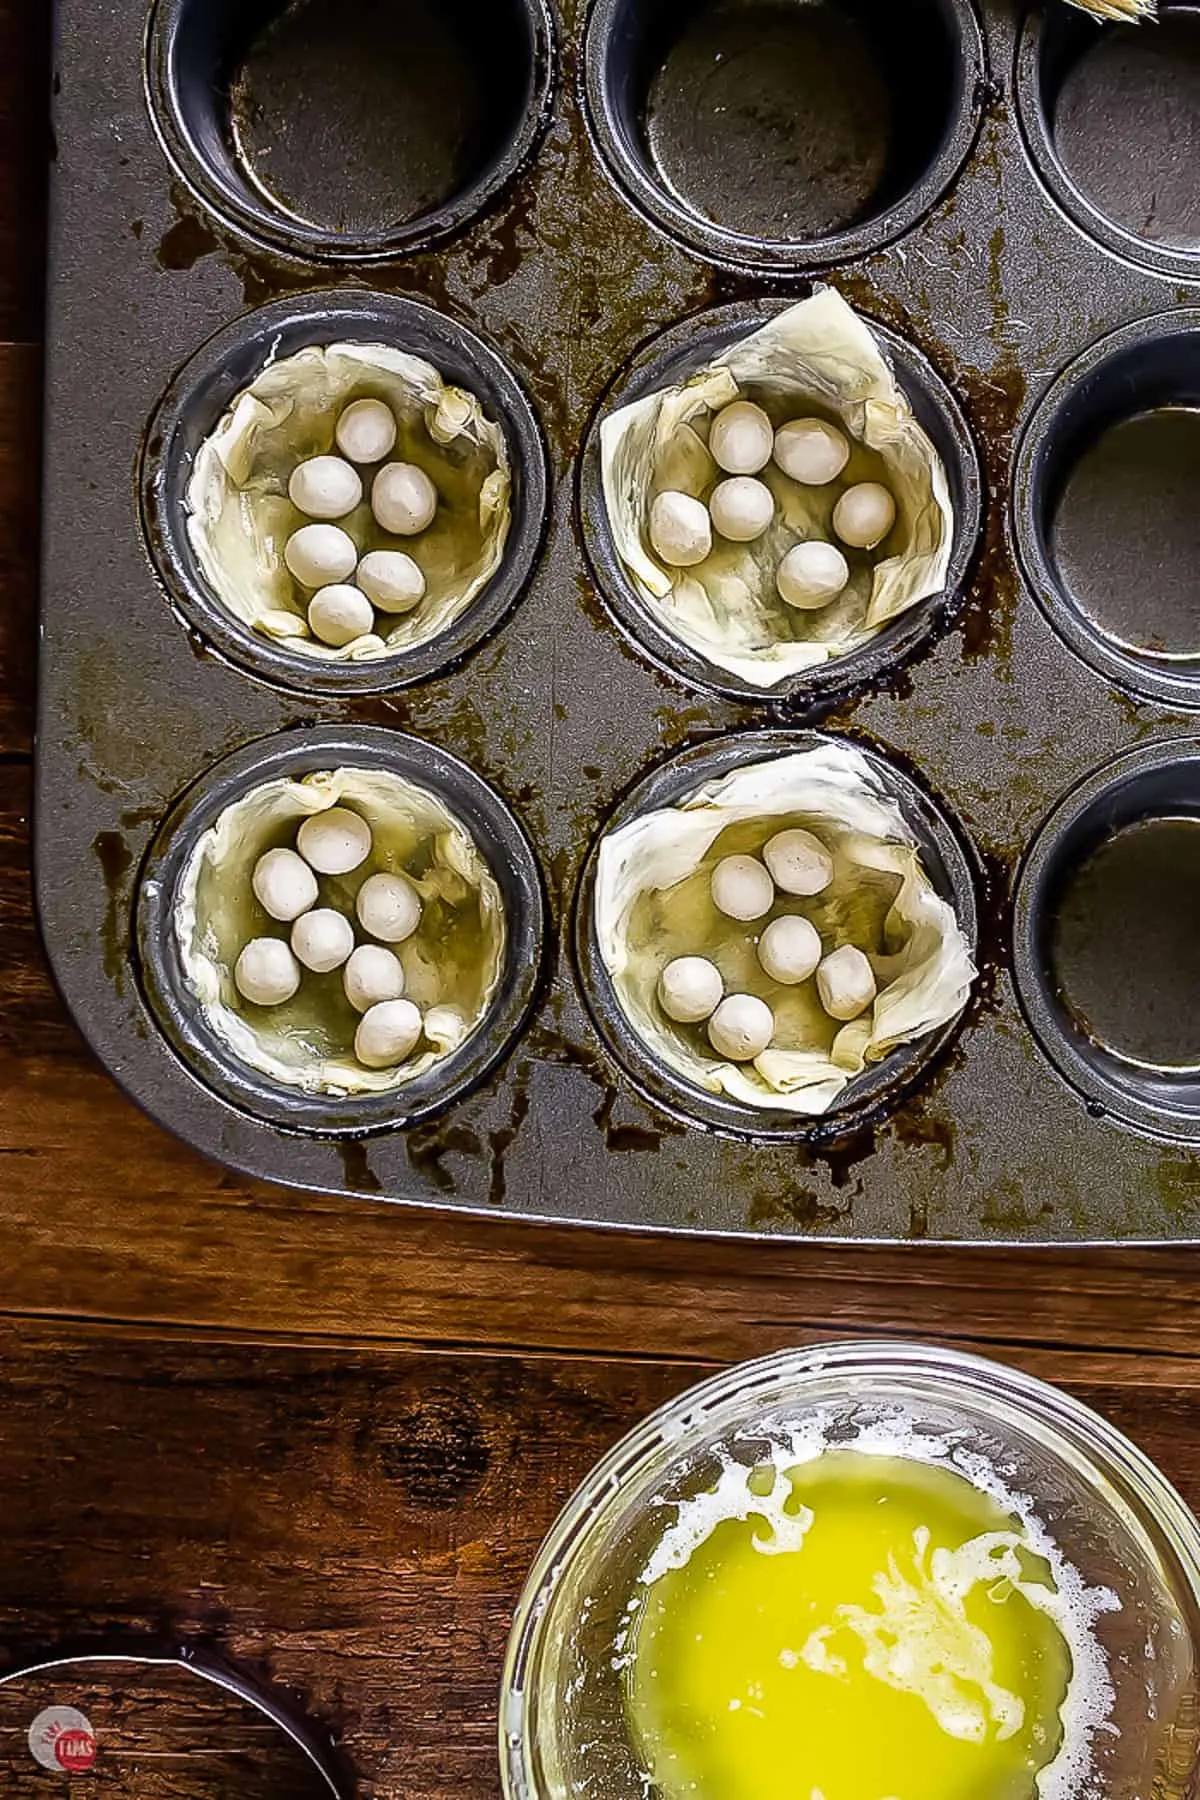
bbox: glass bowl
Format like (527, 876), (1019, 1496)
(500, 1342), (1200, 1799)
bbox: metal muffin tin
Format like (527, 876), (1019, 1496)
(145, 0), (557, 261)
(583, 0), (988, 270)
(37, 0), (1200, 1238)
(1012, 737), (1200, 1145)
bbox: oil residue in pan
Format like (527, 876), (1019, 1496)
(1051, 816), (1200, 1072)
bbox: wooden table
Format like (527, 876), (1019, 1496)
(1, 4), (1198, 1793)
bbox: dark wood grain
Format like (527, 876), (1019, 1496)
(0, 0), (47, 755)
(2, 1320), (1198, 1800)
(0, 1323), (689, 1799)
(3, 2), (1200, 1796)
(0, 344), (38, 755)
(1, 1663), (336, 1797)
(0, 3), (48, 345)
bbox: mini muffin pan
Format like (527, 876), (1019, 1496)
(145, 0), (557, 260)
(1013, 738), (1200, 1143)
(37, 0), (1200, 1239)
(1012, 310), (1200, 709)
(583, 0), (987, 269)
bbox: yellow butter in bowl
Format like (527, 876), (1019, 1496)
(501, 1346), (1200, 1800)
(624, 1448), (1105, 1800)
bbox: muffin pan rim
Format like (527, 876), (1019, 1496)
(572, 727), (983, 1144)
(142, 0), (561, 262)
(135, 725), (549, 1135)
(577, 296), (985, 710)
(1011, 735), (1200, 1145)
(140, 288), (552, 698)
(581, 0), (991, 273)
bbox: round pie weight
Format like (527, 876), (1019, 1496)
(355, 998), (424, 1068)
(658, 955), (724, 1023)
(296, 807), (373, 876)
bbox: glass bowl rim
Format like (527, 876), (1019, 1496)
(499, 1338), (1200, 1796)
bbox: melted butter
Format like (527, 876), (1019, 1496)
(626, 1450), (1094, 1800)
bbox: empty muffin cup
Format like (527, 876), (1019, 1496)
(1013, 311), (1200, 711)
(1013, 738), (1200, 1144)
(136, 726), (546, 1133)
(574, 730), (979, 1141)
(145, 0), (556, 258)
(580, 298), (982, 707)
(583, 0), (985, 271)
(143, 290), (548, 696)
(1016, 0), (1200, 281)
